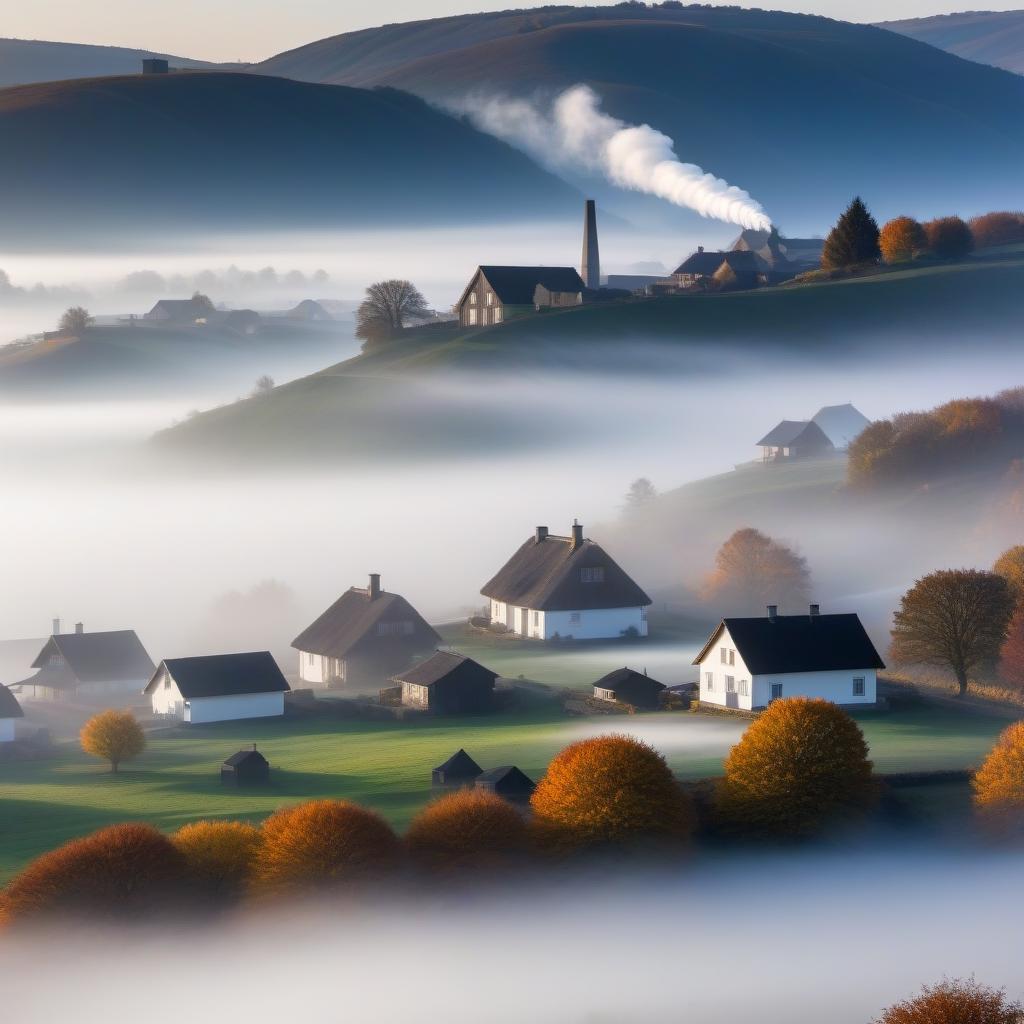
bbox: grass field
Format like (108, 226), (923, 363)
(0, 700), (1013, 883)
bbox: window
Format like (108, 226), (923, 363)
(307, 652), (314, 666)
(377, 620), (415, 637)
(770, 683), (783, 701)
(493, 307), (503, 324)
(485, 292), (494, 306)
(725, 675), (736, 693)
(853, 677), (866, 697)
(163, 677), (171, 690)
(580, 566), (605, 583)
(470, 293), (477, 304)
(729, 649), (736, 666)
(705, 672), (714, 691)
(532, 611), (539, 626)
(468, 308), (478, 326)
(48, 653), (64, 667)
(739, 679), (749, 696)
(569, 612), (581, 625)
(720, 648), (727, 664)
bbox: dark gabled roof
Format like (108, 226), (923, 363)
(394, 650), (497, 689)
(718, 250), (760, 272)
(756, 419), (833, 448)
(223, 747), (269, 768)
(482, 530), (651, 611)
(593, 667), (665, 696)
(145, 651), (289, 698)
(811, 403), (871, 447)
(0, 684), (24, 718)
(433, 748), (483, 776)
(467, 266), (585, 306)
(147, 298), (210, 318)
(291, 586), (440, 658)
(476, 765), (535, 790)
(673, 249), (728, 276)
(693, 614), (885, 674)
(31, 630), (154, 683)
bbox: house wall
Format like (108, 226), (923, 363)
(0, 718), (16, 742)
(697, 626), (755, 708)
(150, 671), (185, 717)
(298, 651), (327, 686)
(185, 692), (285, 724)
(489, 600), (647, 640)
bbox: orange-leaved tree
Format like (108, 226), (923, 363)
(969, 211), (1024, 250)
(973, 721), (1024, 818)
(715, 698), (876, 839)
(172, 820), (261, 899)
(880, 216), (926, 264)
(252, 799), (401, 895)
(405, 789), (528, 871)
(530, 734), (694, 852)
(998, 608), (1024, 690)
(924, 216), (974, 260)
(873, 978), (1023, 1023)
(993, 546), (1024, 607)
(80, 709), (145, 773)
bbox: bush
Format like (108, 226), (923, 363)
(253, 800), (401, 895)
(405, 790), (528, 871)
(874, 978), (1022, 1023)
(715, 698), (876, 839)
(924, 216), (974, 260)
(879, 216), (926, 264)
(1, 824), (189, 925)
(973, 721), (1024, 824)
(530, 734), (694, 852)
(970, 211), (1024, 250)
(172, 820), (261, 899)
(80, 710), (145, 773)
(993, 546), (1024, 606)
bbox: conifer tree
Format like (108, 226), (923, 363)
(822, 196), (881, 269)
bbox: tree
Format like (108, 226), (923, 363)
(58, 306), (93, 335)
(624, 477), (657, 511)
(0, 824), (188, 925)
(405, 789), (529, 871)
(252, 374), (275, 396)
(191, 291), (215, 313)
(701, 527), (811, 615)
(80, 710), (145, 773)
(356, 279), (429, 343)
(992, 546), (1024, 606)
(924, 216), (974, 261)
(715, 698), (876, 838)
(998, 607), (1024, 689)
(822, 196), (881, 269)
(253, 799), (401, 895)
(879, 216), (926, 264)
(171, 820), (261, 900)
(972, 721), (1024, 820)
(970, 211), (1024, 249)
(530, 734), (694, 852)
(873, 978), (1023, 1024)
(890, 570), (1014, 697)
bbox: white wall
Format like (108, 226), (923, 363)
(696, 626), (756, 709)
(149, 668), (185, 716)
(0, 718), (15, 742)
(298, 650), (326, 686)
(491, 601), (647, 640)
(185, 692), (285, 724)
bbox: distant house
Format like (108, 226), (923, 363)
(432, 748), (483, 785)
(144, 297), (213, 322)
(475, 765), (536, 801)
(456, 266), (585, 327)
(811, 403), (871, 450)
(291, 574), (440, 689)
(145, 651), (289, 724)
(393, 650), (497, 714)
(141, 58), (169, 75)
(757, 420), (834, 461)
(672, 248), (769, 291)
(15, 624), (155, 701)
(221, 744), (270, 786)
(731, 228), (823, 271)
(482, 523), (651, 641)
(592, 667), (665, 709)
(0, 685), (24, 742)
(287, 299), (332, 322)
(672, 247), (731, 288)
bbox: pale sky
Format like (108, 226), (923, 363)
(5, 0), (1021, 63)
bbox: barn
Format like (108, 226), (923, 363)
(592, 667), (666, 709)
(393, 651), (497, 714)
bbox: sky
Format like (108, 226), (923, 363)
(4, 0), (1022, 63)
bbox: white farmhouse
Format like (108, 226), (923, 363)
(693, 604), (884, 710)
(145, 651), (290, 724)
(481, 522), (652, 641)
(0, 685), (24, 742)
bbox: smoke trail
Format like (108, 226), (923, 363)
(456, 85), (773, 231)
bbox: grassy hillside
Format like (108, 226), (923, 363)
(880, 11), (1024, 75)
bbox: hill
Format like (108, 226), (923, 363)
(0, 72), (579, 241)
(256, 6), (1024, 231)
(879, 10), (1024, 75)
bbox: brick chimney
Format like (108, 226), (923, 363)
(535, 526), (549, 542)
(368, 573), (381, 601)
(767, 604), (778, 621)
(75, 622), (84, 634)
(571, 520), (584, 550)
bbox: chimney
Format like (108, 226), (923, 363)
(571, 520), (584, 550)
(75, 621), (84, 635)
(767, 604), (778, 621)
(535, 526), (549, 543)
(809, 604), (820, 617)
(368, 573), (381, 601)
(698, 245), (704, 253)
(52, 617), (61, 636)
(252, 742), (258, 752)
(581, 199), (600, 290)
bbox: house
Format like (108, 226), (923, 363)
(287, 299), (333, 322)
(731, 228), (824, 271)
(0, 685), (24, 742)
(712, 251), (767, 291)
(672, 247), (731, 288)
(482, 522), (652, 641)
(456, 266), (585, 327)
(393, 650), (497, 714)
(757, 420), (834, 461)
(432, 748), (483, 785)
(592, 667), (666, 709)
(475, 765), (536, 801)
(14, 623), (155, 701)
(292, 574), (440, 689)
(141, 58), (169, 75)
(693, 604), (885, 711)
(221, 744), (270, 786)
(811, 403), (871, 450)
(144, 297), (213, 322)
(145, 651), (289, 724)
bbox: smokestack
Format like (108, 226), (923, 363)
(809, 604), (820, 617)
(75, 622), (84, 634)
(535, 526), (549, 543)
(767, 605), (778, 621)
(698, 246), (704, 253)
(581, 199), (600, 290)
(52, 617), (61, 636)
(571, 520), (584, 550)
(368, 573), (381, 601)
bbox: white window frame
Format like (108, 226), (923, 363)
(725, 675), (736, 693)
(720, 648), (727, 664)
(770, 682), (783, 701)
(853, 677), (866, 697)
(738, 679), (749, 696)
(705, 672), (714, 691)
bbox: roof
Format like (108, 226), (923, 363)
(757, 420), (833, 448)
(147, 298), (210, 318)
(0, 684), (24, 719)
(223, 747), (269, 768)
(481, 530), (651, 611)
(433, 748), (482, 776)
(145, 651), (290, 698)
(593, 667), (665, 695)
(811, 403), (871, 448)
(463, 266), (585, 307)
(292, 585), (439, 658)
(476, 765), (534, 787)
(394, 650), (497, 688)
(673, 249), (728, 276)
(30, 630), (154, 683)
(693, 613), (886, 675)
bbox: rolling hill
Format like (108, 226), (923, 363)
(0, 72), (579, 241)
(879, 10), (1024, 76)
(257, 6), (1024, 231)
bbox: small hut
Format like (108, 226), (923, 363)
(475, 765), (535, 801)
(592, 668), (666, 710)
(432, 748), (483, 785)
(220, 744), (270, 787)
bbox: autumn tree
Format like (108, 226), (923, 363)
(972, 721), (1024, 822)
(822, 196), (881, 269)
(924, 216), (974, 261)
(997, 608), (1024, 689)
(873, 978), (1023, 1024)
(624, 477), (657, 511)
(171, 820), (261, 900)
(405, 789), (529, 871)
(879, 216), (926, 264)
(530, 734), (694, 852)
(0, 824), (189, 925)
(701, 527), (811, 615)
(80, 710), (146, 773)
(253, 799), (401, 895)
(970, 211), (1024, 249)
(890, 570), (1014, 697)
(992, 546), (1024, 606)
(58, 306), (93, 335)
(715, 698), (876, 839)
(356, 279), (429, 344)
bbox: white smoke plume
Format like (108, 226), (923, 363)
(456, 84), (773, 231)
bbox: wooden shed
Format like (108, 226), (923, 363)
(221, 744), (270, 786)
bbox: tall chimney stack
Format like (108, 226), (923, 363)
(809, 604), (820, 617)
(571, 520), (584, 550)
(368, 573), (381, 601)
(75, 622), (84, 635)
(535, 526), (549, 543)
(52, 617), (61, 636)
(767, 605), (778, 621)
(581, 199), (600, 290)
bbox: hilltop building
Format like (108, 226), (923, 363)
(757, 420), (834, 461)
(393, 650), (497, 714)
(670, 248), (769, 291)
(456, 266), (585, 327)
(144, 297), (213, 323)
(731, 228), (824, 271)
(811, 403), (871, 450)
(481, 522), (651, 641)
(693, 605), (884, 710)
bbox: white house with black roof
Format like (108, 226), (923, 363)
(693, 605), (885, 711)
(481, 522), (652, 641)
(145, 651), (290, 723)
(757, 419), (834, 461)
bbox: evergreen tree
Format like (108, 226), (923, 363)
(822, 196), (881, 269)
